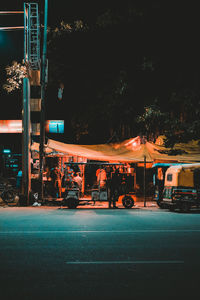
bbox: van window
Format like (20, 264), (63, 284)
(167, 174), (173, 181)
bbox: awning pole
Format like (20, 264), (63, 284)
(144, 155), (146, 207)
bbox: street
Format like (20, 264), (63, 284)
(0, 206), (200, 300)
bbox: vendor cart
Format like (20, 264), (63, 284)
(61, 162), (135, 209)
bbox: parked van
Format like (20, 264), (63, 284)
(161, 163), (200, 212)
(152, 163), (180, 207)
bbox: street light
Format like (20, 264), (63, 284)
(0, 11), (23, 14)
(0, 26), (24, 30)
(0, 11), (24, 31)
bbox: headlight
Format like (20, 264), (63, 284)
(172, 194), (181, 201)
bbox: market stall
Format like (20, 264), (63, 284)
(30, 136), (200, 207)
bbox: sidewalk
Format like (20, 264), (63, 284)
(0, 196), (159, 210)
(74, 201), (158, 209)
(41, 198), (158, 210)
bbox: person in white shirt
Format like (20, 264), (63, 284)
(73, 172), (82, 193)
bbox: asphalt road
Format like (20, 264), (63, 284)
(0, 206), (200, 300)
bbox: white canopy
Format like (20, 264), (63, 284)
(31, 136), (200, 163)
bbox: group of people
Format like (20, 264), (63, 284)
(96, 166), (122, 208)
(49, 163), (124, 208)
(49, 164), (82, 198)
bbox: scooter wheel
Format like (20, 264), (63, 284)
(122, 196), (134, 208)
(66, 197), (79, 209)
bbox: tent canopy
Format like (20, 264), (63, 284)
(31, 136), (200, 163)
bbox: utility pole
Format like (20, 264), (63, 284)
(22, 5), (31, 205)
(23, 2), (40, 205)
(39, 0), (48, 201)
(0, 5), (41, 205)
(22, 77), (31, 205)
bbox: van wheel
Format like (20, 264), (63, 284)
(122, 196), (134, 208)
(180, 202), (190, 213)
(169, 206), (175, 212)
(156, 200), (165, 209)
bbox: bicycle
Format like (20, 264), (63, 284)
(0, 182), (19, 205)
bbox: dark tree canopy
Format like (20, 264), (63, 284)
(1, 1), (200, 148)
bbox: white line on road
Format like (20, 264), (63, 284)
(0, 229), (200, 234)
(66, 260), (184, 265)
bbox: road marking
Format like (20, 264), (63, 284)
(0, 229), (200, 234)
(66, 260), (184, 265)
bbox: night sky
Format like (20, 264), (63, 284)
(0, 0), (200, 151)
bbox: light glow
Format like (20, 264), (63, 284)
(125, 137), (140, 148)
(45, 120), (64, 133)
(0, 11), (24, 14)
(2, 149), (11, 154)
(0, 26), (24, 31)
(0, 120), (22, 133)
(0, 120), (64, 134)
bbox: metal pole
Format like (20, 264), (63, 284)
(22, 77), (31, 205)
(39, 0), (48, 201)
(23, 3), (26, 62)
(144, 155), (146, 207)
(21, 4), (31, 205)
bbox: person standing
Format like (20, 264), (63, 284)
(16, 170), (22, 191)
(63, 164), (74, 188)
(50, 165), (62, 198)
(96, 166), (107, 189)
(73, 172), (83, 195)
(157, 167), (164, 201)
(106, 166), (113, 208)
(109, 167), (121, 208)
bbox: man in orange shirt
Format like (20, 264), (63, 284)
(96, 166), (107, 189)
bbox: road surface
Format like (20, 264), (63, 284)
(0, 206), (200, 299)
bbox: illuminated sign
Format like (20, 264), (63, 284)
(0, 120), (64, 134)
(0, 120), (22, 133)
(45, 120), (64, 133)
(2, 149), (11, 154)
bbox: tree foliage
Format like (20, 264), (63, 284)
(3, 61), (27, 93)
(136, 104), (167, 142)
(2, 2), (200, 147)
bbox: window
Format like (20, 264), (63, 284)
(167, 174), (173, 181)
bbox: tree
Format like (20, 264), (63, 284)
(2, 2), (200, 146)
(136, 104), (167, 142)
(164, 90), (200, 147)
(3, 61), (27, 93)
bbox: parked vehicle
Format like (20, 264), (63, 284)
(0, 181), (19, 205)
(62, 162), (135, 209)
(152, 163), (180, 208)
(160, 163), (200, 212)
(62, 187), (80, 209)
